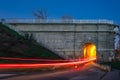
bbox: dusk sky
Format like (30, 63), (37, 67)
(0, 0), (120, 24)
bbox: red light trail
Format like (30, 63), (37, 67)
(0, 57), (73, 62)
(0, 58), (96, 69)
(0, 41), (97, 69)
(0, 43), (97, 69)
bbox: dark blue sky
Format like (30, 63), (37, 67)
(0, 0), (120, 24)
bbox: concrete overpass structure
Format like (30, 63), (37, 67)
(2, 19), (118, 61)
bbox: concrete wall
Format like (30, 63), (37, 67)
(8, 23), (116, 61)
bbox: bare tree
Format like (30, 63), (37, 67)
(32, 9), (48, 19)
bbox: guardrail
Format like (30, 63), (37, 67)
(0, 19), (114, 24)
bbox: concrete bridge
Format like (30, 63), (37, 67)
(2, 19), (118, 61)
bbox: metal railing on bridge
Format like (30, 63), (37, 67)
(0, 19), (114, 24)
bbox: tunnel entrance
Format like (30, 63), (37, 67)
(82, 43), (96, 59)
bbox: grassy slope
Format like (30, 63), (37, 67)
(0, 23), (63, 60)
(102, 61), (120, 70)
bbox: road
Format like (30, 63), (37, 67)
(0, 62), (120, 80)
(0, 64), (107, 80)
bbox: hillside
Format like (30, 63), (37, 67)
(0, 23), (63, 60)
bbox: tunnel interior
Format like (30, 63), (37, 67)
(82, 43), (96, 59)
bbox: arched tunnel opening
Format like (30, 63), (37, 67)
(82, 43), (96, 59)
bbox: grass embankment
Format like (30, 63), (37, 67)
(101, 61), (120, 70)
(0, 23), (63, 63)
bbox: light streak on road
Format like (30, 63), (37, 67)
(0, 57), (74, 62)
(0, 43), (97, 69)
(0, 58), (96, 69)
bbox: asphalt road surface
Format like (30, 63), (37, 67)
(0, 64), (120, 80)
